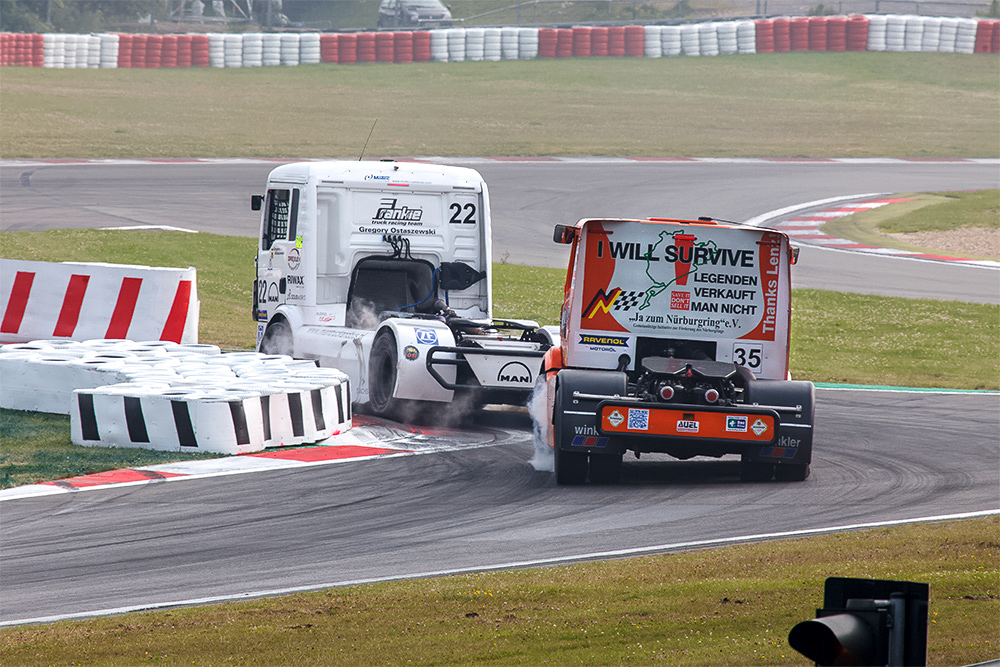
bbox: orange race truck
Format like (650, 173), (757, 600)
(541, 217), (815, 485)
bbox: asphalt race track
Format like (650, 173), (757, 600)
(1, 159), (998, 624)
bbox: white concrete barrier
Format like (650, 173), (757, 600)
(1, 260), (199, 345)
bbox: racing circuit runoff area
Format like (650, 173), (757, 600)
(0, 158), (998, 663)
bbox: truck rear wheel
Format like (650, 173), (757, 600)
(740, 456), (775, 482)
(775, 463), (810, 481)
(554, 442), (588, 485)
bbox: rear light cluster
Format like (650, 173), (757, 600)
(656, 382), (722, 404)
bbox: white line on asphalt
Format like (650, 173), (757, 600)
(4, 508), (997, 627)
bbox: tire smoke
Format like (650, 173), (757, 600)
(528, 377), (554, 472)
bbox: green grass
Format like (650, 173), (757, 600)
(2, 53), (998, 159)
(0, 409), (219, 489)
(3, 229), (998, 390)
(2, 517), (996, 666)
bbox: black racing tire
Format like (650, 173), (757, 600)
(775, 463), (811, 482)
(368, 330), (400, 419)
(259, 318), (292, 356)
(553, 379), (588, 485)
(740, 456), (775, 482)
(589, 451), (623, 484)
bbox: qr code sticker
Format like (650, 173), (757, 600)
(627, 408), (650, 431)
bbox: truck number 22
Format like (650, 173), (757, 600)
(449, 203), (477, 224)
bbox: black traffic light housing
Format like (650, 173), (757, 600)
(789, 577), (928, 666)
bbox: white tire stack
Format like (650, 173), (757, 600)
(736, 20), (756, 54)
(518, 27), (539, 59)
(99, 33), (119, 68)
(937, 17), (959, 52)
(86, 34), (101, 68)
(680, 23), (700, 56)
(644, 25), (662, 57)
(447, 28), (466, 62)
(885, 15), (906, 52)
(208, 33), (225, 67)
(63, 34), (79, 68)
(42, 33), (58, 68)
(904, 15), (925, 52)
(242, 32), (263, 67)
(430, 29), (449, 61)
(262, 32), (281, 65)
(866, 14), (888, 51)
(465, 27), (485, 61)
(717, 21), (738, 55)
(299, 32), (321, 64)
(661, 25), (682, 56)
(223, 33), (243, 68)
(501, 26), (520, 60)
(954, 18), (977, 53)
(699, 22), (719, 56)
(280, 32), (300, 65)
(920, 17), (942, 51)
(483, 27), (502, 61)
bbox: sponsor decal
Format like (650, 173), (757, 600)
(571, 435), (609, 448)
(365, 174), (391, 181)
(255, 309), (268, 322)
(676, 419), (699, 433)
(628, 408), (650, 431)
(374, 198), (423, 223)
(414, 328), (438, 345)
(497, 361), (532, 384)
(606, 409), (625, 428)
(670, 290), (690, 310)
(779, 435), (800, 447)
(574, 425), (599, 436)
(578, 334), (629, 347)
(725, 415), (748, 432)
(287, 275), (304, 286)
(295, 235), (303, 249)
(403, 345), (419, 361)
(751, 418), (768, 436)
(287, 248), (300, 271)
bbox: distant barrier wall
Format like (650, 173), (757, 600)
(2, 16), (997, 67)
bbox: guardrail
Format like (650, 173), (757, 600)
(1, 15), (996, 67)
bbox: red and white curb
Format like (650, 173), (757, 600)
(0, 416), (510, 501)
(748, 193), (999, 268)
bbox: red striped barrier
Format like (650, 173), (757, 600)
(556, 28), (573, 57)
(117, 34), (133, 68)
(846, 15), (869, 51)
(755, 19), (775, 53)
(146, 34), (163, 68)
(191, 34), (210, 67)
(608, 26), (626, 56)
(394, 31), (413, 63)
(808, 16), (828, 51)
(161, 34), (178, 67)
(131, 34), (147, 68)
(790, 17), (810, 51)
(413, 30), (431, 62)
(176, 34), (193, 67)
(591, 26), (609, 56)
(624, 25), (645, 56)
(975, 19), (997, 53)
(1, 260), (200, 345)
(538, 27), (557, 57)
(338, 33), (358, 64)
(320, 33), (339, 63)
(773, 18), (791, 52)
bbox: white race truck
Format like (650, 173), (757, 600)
(541, 217), (815, 484)
(252, 160), (556, 419)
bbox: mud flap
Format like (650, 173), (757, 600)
(553, 369), (628, 454)
(743, 379), (815, 467)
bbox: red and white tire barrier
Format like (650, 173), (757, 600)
(0, 260), (199, 345)
(2, 16), (996, 69)
(0, 339), (352, 454)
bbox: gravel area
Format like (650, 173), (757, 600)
(879, 227), (999, 260)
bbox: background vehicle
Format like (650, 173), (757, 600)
(252, 160), (555, 420)
(377, 0), (453, 29)
(541, 217), (815, 484)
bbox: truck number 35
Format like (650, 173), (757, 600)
(733, 344), (763, 369)
(449, 203), (477, 224)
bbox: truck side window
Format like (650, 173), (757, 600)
(262, 188), (299, 250)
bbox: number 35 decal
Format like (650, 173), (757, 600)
(449, 202), (477, 224)
(733, 343), (763, 369)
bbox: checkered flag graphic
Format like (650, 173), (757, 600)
(612, 290), (645, 311)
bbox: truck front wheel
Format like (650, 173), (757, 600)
(368, 331), (400, 418)
(260, 319), (292, 356)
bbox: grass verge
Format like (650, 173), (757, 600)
(1, 517), (996, 666)
(2, 53), (998, 159)
(0, 409), (219, 489)
(820, 190), (1000, 260)
(3, 229), (998, 390)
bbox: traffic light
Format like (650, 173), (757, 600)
(788, 577), (928, 666)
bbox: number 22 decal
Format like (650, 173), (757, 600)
(449, 203), (477, 224)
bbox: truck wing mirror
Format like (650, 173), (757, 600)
(251, 194), (264, 211)
(553, 224), (576, 244)
(791, 245), (800, 265)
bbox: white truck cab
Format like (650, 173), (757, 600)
(252, 160), (555, 419)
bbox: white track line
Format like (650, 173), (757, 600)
(3, 508), (996, 627)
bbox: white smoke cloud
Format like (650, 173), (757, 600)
(528, 376), (554, 473)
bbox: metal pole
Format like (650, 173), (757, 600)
(516, 0), (520, 26)
(888, 593), (906, 667)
